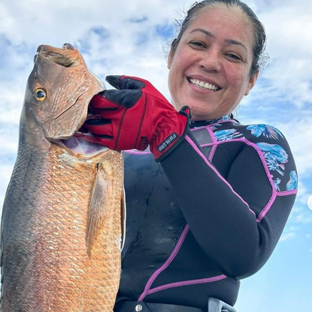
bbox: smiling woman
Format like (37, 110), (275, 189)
(80, 1), (298, 312)
(168, 7), (257, 120)
(167, 0), (265, 120)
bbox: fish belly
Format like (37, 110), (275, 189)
(1, 144), (123, 312)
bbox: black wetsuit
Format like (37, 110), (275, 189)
(114, 116), (297, 311)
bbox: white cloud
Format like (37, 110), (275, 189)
(0, 0), (182, 47)
(257, 3), (312, 109)
(275, 119), (312, 178)
(295, 213), (312, 224)
(280, 231), (296, 242)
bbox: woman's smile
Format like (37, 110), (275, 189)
(187, 76), (221, 91)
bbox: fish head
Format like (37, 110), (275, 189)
(24, 43), (105, 141)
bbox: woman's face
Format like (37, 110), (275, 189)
(168, 5), (259, 120)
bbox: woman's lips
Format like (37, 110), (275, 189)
(187, 77), (222, 91)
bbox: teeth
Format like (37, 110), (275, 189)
(190, 79), (219, 91)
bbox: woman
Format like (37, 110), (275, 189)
(83, 0), (298, 311)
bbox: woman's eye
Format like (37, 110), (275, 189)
(189, 41), (206, 48)
(226, 53), (242, 61)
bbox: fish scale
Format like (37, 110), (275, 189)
(1, 44), (124, 312)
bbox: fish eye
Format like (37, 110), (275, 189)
(34, 88), (46, 101)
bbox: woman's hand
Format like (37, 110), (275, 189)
(83, 75), (190, 161)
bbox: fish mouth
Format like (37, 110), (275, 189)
(55, 112), (108, 156)
(58, 135), (108, 156)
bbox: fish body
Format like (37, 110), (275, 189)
(0, 44), (124, 312)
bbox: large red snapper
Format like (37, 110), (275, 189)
(0, 43), (124, 312)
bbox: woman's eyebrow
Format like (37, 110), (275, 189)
(225, 39), (247, 52)
(190, 28), (214, 38)
(190, 28), (248, 51)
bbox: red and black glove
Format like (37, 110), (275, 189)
(83, 75), (190, 161)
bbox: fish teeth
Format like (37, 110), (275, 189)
(190, 78), (219, 91)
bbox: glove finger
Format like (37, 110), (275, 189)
(93, 136), (114, 149)
(90, 93), (120, 110)
(106, 75), (145, 91)
(105, 75), (122, 89)
(104, 88), (142, 108)
(84, 119), (113, 137)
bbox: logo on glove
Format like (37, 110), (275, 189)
(158, 133), (178, 152)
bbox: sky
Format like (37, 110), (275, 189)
(0, 0), (311, 311)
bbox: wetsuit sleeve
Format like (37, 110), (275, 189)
(160, 129), (297, 279)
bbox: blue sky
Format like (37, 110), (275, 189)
(0, 0), (311, 311)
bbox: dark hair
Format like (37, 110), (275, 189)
(170, 0), (268, 76)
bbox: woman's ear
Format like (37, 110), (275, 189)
(167, 49), (174, 69)
(245, 69), (259, 96)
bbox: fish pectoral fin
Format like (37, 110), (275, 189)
(86, 166), (112, 257)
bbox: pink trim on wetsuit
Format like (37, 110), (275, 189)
(185, 135), (254, 215)
(278, 190), (297, 196)
(144, 274), (227, 297)
(138, 224), (227, 301)
(186, 134), (297, 222)
(127, 133), (297, 223)
(207, 127), (218, 162)
(138, 225), (190, 301)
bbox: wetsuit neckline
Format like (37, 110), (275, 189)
(190, 114), (235, 129)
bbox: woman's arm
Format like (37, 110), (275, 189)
(160, 129), (297, 279)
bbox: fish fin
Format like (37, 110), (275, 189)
(120, 188), (126, 251)
(86, 165), (112, 257)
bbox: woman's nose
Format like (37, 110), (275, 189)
(198, 49), (222, 73)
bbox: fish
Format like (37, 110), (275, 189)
(0, 43), (124, 312)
